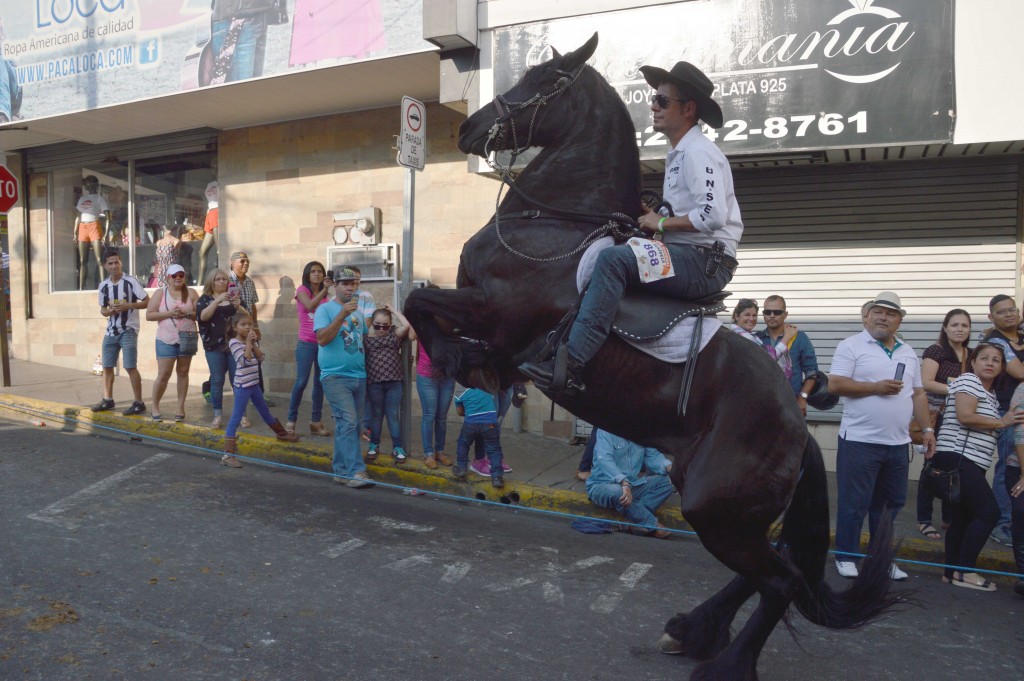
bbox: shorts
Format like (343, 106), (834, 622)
(78, 220), (103, 242)
(101, 328), (138, 369)
(155, 338), (183, 359)
(204, 207), (219, 234)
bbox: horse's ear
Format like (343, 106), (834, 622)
(551, 47), (562, 59)
(560, 32), (598, 71)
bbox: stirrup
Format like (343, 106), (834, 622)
(551, 344), (585, 394)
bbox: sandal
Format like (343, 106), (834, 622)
(917, 522), (942, 540)
(151, 413), (163, 422)
(952, 572), (997, 592)
(174, 414), (186, 422)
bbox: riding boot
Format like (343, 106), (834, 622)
(270, 420), (300, 443)
(221, 437), (242, 468)
(519, 344), (586, 395)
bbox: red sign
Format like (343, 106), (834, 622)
(0, 166), (18, 214)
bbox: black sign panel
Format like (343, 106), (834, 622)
(491, 0), (954, 159)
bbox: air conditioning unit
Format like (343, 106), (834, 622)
(325, 243), (397, 282)
(331, 206), (382, 246)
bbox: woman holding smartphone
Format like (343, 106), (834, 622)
(197, 268), (246, 428)
(285, 261), (333, 436)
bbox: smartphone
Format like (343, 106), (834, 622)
(227, 283), (238, 297)
(326, 269), (335, 280)
(894, 362), (906, 380)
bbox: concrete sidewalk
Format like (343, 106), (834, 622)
(0, 357), (1017, 578)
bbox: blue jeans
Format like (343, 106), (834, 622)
(456, 422), (503, 479)
(834, 437), (909, 559)
(416, 374), (455, 456)
(588, 474), (675, 531)
(567, 243), (732, 363)
(0, 58), (18, 120)
(323, 375), (366, 478)
(225, 384), (275, 439)
(211, 17), (267, 82)
(994, 413), (1013, 527)
(368, 380), (403, 448)
(473, 387), (512, 460)
(578, 428), (598, 473)
(101, 328), (139, 369)
(288, 340), (324, 423)
(204, 346), (236, 411)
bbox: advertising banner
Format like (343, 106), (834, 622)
(0, 1), (432, 124)
(492, 0), (954, 158)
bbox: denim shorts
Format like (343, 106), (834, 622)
(155, 338), (183, 359)
(101, 328), (138, 369)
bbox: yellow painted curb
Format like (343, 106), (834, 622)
(0, 393), (1017, 578)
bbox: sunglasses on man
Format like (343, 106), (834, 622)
(763, 309), (786, 316)
(652, 94), (689, 109)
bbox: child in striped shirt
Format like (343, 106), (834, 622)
(221, 311), (298, 467)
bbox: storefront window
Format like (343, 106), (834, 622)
(134, 153), (217, 287)
(51, 163), (128, 291)
(45, 151), (216, 292)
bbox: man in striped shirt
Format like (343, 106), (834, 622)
(93, 250), (149, 415)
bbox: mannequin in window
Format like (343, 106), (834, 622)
(198, 161), (219, 285)
(75, 175), (110, 290)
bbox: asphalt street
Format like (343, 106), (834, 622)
(1, 416), (1022, 681)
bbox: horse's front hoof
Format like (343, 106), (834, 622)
(657, 632), (686, 655)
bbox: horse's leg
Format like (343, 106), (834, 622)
(685, 527), (802, 681)
(659, 574), (757, 661)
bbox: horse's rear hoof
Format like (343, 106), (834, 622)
(658, 632), (686, 655)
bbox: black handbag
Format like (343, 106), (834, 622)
(921, 458), (960, 505)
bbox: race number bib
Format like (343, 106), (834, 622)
(627, 237), (675, 283)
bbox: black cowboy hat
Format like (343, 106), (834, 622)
(805, 371), (840, 411)
(639, 61), (724, 129)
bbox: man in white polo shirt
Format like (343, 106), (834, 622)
(829, 291), (935, 581)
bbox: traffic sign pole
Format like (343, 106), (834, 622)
(395, 97), (425, 450)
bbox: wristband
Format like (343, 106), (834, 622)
(658, 217), (667, 233)
(922, 427), (935, 433)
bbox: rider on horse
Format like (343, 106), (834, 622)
(521, 61), (743, 395)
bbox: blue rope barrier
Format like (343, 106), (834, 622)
(3, 398), (1022, 581)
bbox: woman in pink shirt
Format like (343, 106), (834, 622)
(286, 261), (333, 436)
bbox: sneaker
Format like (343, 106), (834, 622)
(889, 563), (909, 581)
(492, 476), (505, 489)
(240, 416), (252, 429)
(392, 447), (407, 463)
(990, 524), (1013, 546)
(285, 421), (296, 433)
(365, 443), (379, 462)
(264, 396), (278, 407)
(835, 560), (859, 578)
(469, 459), (491, 477)
(122, 401), (146, 416)
(452, 466), (468, 480)
(501, 461), (512, 474)
(92, 398), (115, 412)
(346, 472), (374, 489)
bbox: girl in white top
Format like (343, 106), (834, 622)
(929, 342), (1024, 590)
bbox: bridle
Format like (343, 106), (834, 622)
(481, 64), (641, 263)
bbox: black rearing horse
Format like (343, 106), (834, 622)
(404, 34), (904, 681)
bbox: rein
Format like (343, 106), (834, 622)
(482, 65), (642, 263)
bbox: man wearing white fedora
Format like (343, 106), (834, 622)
(829, 291), (936, 581)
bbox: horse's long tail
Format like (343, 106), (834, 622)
(779, 435), (907, 629)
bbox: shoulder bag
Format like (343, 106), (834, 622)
(164, 287), (199, 356)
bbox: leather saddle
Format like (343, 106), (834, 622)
(611, 290), (730, 342)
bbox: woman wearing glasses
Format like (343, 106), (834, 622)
(146, 263), (199, 421)
(364, 305), (413, 462)
(929, 341), (1024, 591)
(286, 261), (333, 437)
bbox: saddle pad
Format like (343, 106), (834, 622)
(577, 238), (722, 363)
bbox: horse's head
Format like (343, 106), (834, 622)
(459, 33), (600, 158)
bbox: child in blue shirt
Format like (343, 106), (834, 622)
(453, 388), (505, 488)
